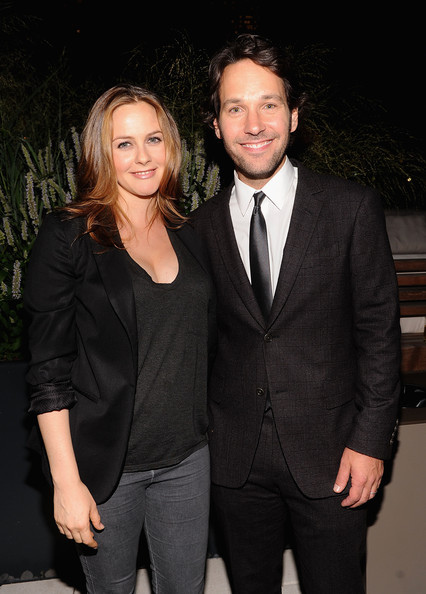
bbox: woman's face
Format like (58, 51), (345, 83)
(111, 101), (167, 204)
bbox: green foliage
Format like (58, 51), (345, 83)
(288, 43), (426, 209)
(0, 6), (92, 144)
(180, 137), (221, 212)
(0, 129), (220, 360)
(1, 30), (426, 360)
(122, 32), (210, 141)
(0, 129), (80, 359)
(299, 117), (425, 210)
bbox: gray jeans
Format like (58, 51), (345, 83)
(79, 445), (210, 594)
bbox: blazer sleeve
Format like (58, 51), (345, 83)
(345, 188), (401, 459)
(24, 212), (79, 414)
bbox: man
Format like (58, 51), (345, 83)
(192, 35), (401, 593)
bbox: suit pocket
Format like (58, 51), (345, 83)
(301, 242), (343, 269)
(325, 391), (353, 409)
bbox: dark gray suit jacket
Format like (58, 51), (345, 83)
(192, 160), (401, 499)
(24, 211), (216, 504)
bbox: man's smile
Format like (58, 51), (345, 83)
(240, 140), (273, 150)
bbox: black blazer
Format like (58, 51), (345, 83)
(192, 160), (401, 498)
(24, 211), (216, 504)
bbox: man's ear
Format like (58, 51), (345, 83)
(213, 118), (221, 139)
(290, 108), (298, 133)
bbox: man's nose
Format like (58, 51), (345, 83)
(244, 109), (266, 135)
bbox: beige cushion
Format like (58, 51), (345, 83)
(385, 211), (426, 254)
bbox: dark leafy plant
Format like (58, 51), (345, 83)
(1, 34), (425, 360)
(0, 129), (220, 360)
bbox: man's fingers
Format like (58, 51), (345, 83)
(335, 449), (384, 508)
(341, 485), (362, 508)
(342, 482), (375, 508)
(333, 466), (350, 494)
(368, 480), (381, 500)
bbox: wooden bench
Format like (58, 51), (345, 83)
(395, 258), (426, 373)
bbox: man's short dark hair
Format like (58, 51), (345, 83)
(205, 34), (307, 128)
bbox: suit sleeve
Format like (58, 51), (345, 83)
(24, 213), (78, 414)
(345, 188), (401, 459)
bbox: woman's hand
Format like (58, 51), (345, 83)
(37, 409), (104, 548)
(53, 479), (104, 548)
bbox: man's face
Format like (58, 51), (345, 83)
(214, 59), (298, 189)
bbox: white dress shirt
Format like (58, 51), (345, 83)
(229, 158), (298, 295)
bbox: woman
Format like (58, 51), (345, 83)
(24, 84), (215, 594)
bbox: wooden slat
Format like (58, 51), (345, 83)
(394, 259), (426, 272)
(400, 302), (426, 317)
(401, 333), (426, 373)
(399, 287), (426, 301)
(397, 273), (426, 287)
(393, 257), (426, 372)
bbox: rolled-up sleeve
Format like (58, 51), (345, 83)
(24, 212), (79, 414)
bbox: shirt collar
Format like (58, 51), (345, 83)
(233, 157), (296, 217)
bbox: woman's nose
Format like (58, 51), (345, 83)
(136, 145), (151, 165)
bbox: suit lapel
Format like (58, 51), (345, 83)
(211, 186), (266, 326)
(268, 164), (325, 326)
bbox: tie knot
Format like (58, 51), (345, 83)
(253, 191), (266, 207)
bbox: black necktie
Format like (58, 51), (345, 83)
(249, 191), (272, 319)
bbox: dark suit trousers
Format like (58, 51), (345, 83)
(211, 410), (367, 594)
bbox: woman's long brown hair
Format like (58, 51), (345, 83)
(63, 84), (186, 247)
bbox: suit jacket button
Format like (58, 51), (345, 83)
(264, 333), (272, 342)
(256, 388), (265, 397)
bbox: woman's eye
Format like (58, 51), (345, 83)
(117, 141), (131, 149)
(148, 135), (162, 144)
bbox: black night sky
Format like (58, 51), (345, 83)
(4, 0), (426, 139)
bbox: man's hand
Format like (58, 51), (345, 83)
(333, 447), (383, 508)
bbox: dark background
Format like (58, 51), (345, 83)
(1, 0), (424, 583)
(9, 0), (425, 139)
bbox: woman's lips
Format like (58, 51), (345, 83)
(131, 169), (156, 179)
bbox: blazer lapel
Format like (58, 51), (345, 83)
(268, 165), (325, 326)
(91, 241), (138, 369)
(211, 185), (266, 326)
(174, 223), (211, 276)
